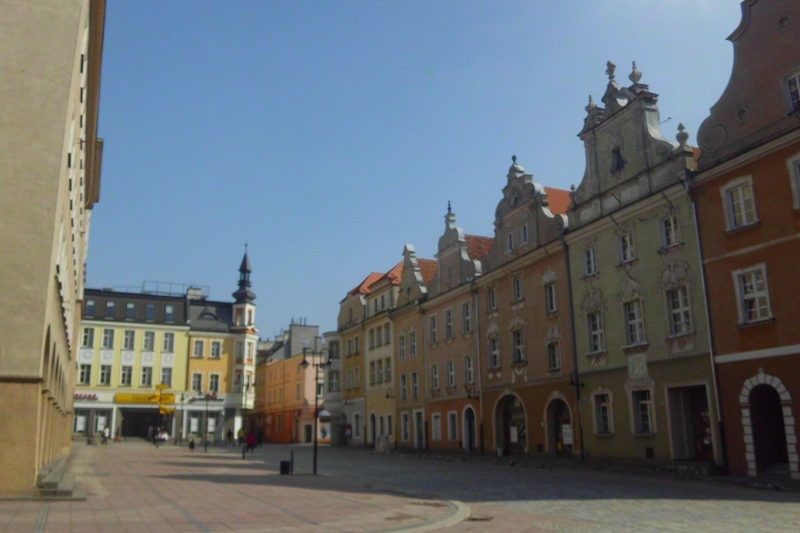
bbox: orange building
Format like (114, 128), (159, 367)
(693, 0), (800, 480)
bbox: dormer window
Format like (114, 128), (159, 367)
(611, 147), (625, 172)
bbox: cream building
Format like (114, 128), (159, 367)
(0, 0), (105, 496)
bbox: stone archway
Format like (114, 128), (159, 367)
(493, 394), (527, 456)
(462, 405), (477, 452)
(543, 391), (574, 456)
(739, 370), (799, 480)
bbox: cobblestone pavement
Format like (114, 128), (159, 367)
(2, 441), (800, 532)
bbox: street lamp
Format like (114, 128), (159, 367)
(204, 392), (210, 453)
(300, 344), (330, 475)
(176, 392), (185, 446)
(242, 378), (250, 460)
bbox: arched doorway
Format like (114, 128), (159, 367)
(546, 399), (572, 456)
(462, 407), (476, 452)
(750, 385), (788, 473)
(495, 395), (526, 456)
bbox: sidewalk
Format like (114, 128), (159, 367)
(0, 441), (466, 532)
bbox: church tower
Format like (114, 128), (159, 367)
(229, 245), (258, 432)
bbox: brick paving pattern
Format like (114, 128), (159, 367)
(2, 441), (800, 531)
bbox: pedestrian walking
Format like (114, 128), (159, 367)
(237, 427), (245, 446)
(246, 429), (257, 453)
(226, 428), (234, 446)
(101, 426), (109, 445)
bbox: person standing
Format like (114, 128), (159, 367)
(101, 426), (109, 445)
(226, 428), (234, 446)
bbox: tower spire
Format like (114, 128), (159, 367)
(233, 244), (256, 303)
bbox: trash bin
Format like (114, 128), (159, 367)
(279, 461), (291, 475)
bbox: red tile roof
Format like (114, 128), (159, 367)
(349, 272), (383, 296)
(465, 235), (494, 260)
(544, 187), (572, 215)
(384, 261), (403, 285)
(418, 258), (438, 284)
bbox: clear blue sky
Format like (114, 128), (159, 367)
(90, 0), (741, 337)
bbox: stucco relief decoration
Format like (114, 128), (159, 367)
(122, 352), (134, 364)
(624, 354), (654, 392)
(78, 350), (93, 363)
(163, 353), (174, 365)
(511, 364), (528, 385)
(507, 316), (525, 332)
(619, 275), (643, 303)
(544, 325), (560, 343)
(580, 287), (605, 314)
(486, 322), (499, 337)
(143, 352), (154, 364)
(541, 269), (556, 285)
(100, 350), (113, 363)
(658, 260), (692, 291)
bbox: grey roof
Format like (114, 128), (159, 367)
(187, 300), (233, 333)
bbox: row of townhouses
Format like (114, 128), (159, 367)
(317, 0), (800, 481)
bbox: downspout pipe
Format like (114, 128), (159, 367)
(561, 232), (586, 462)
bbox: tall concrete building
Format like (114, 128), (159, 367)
(0, 0), (106, 495)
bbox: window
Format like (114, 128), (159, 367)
(722, 177), (757, 230)
(161, 367), (172, 387)
(662, 216), (680, 248)
(387, 415), (393, 435)
(145, 303), (154, 321)
(347, 339), (352, 356)
(141, 367), (153, 387)
(354, 414), (361, 438)
(513, 277), (523, 301)
(79, 364), (91, 384)
(191, 373), (201, 392)
(489, 336), (500, 368)
(99, 365), (111, 385)
(489, 288), (497, 311)
(354, 367), (360, 388)
(369, 361), (376, 385)
(431, 364), (439, 390)
(506, 231), (513, 252)
(384, 324), (391, 344)
(376, 360), (383, 384)
(432, 413), (442, 441)
(354, 336), (360, 353)
(373, 300), (378, 314)
(165, 305), (175, 322)
(587, 312), (605, 353)
(584, 247), (598, 276)
(632, 390), (653, 434)
(465, 356), (474, 384)
(125, 302), (136, 320)
(402, 413), (410, 441)
(121, 366), (132, 386)
(545, 283), (557, 314)
(328, 370), (339, 392)
(399, 334), (405, 361)
(384, 357), (391, 382)
(430, 316), (437, 344)
(123, 330), (135, 350)
(735, 265), (772, 323)
(789, 154), (800, 209)
(193, 340), (203, 358)
(624, 300), (646, 346)
(295, 383), (300, 400)
(246, 342), (254, 364)
(82, 327), (94, 348)
(446, 360), (455, 388)
(787, 70), (800, 112)
(211, 341), (221, 358)
(375, 327), (381, 348)
(448, 412), (458, 441)
(462, 302), (471, 333)
(162, 332), (174, 352)
(445, 309), (453, 340)
(619, 231), (636, 263)
(143, 331), (155, 351)
(85, 300), (96, 318)
(594, 393), (611, 435)
(547, 342), (560, 371)
(102, 328), (114, 349)
(409, 330), (417, 357)
(381, 294), (385, 310)
(400, 375), (408, 400)
(209, 374), (219, 393)
(666, 287), (692, 336)
(411, 372), (419, 399)
(522, 224), (529, 244)
(105, 301), (115, 318)
(512, 329), (525, 362)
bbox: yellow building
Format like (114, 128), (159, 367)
(75, 289), (190, 439)
(0, 0), (105, 496)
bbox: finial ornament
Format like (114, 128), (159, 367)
(245, 243), (248, 253)
(629, 61), (642, 84)
(605, 60), (616, 81)
(585, 94), (596, 113)
(447, 200), (452, 214)
(511, 154), (517, 165)
(676, 123), (689, 147)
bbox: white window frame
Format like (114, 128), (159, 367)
(400, 374), (407, 400)
(82, 327), (94, 348)
(399, 334), (406, 361)
(513, 277), (523, 301)
(584, 247), (598, 276)
(431, 363), (439, 390)
(143, 331), (155, 351)
(666, 286), (693, 337)
(623, 299), (646, 346)
(489, 336), (500, 368)
(401, 412), (410, 442)
(587, 312), (605, 354)
(630, 389), (655, 435)
(192, 373), (202, 392)
(102, 328), (114, 349)
(79, 364), (91, 385)
(592, 391), (614, 435)
(193, 339), (203, 358)
(141, 366), (153, 388)
(120, 365), (132, 387)
(462, 302), (471, 333)
(661, 215), (680, 249)
(409, 330), (417, 357)
(430, 315), (438, 344)
(384, 357), (391, 383)
(209, 373), (220, 393)
(447, 411), (458, 441)
(445, 309), (453, 340)
(165, 304), (175, 322)
(99, 364), (112, 386)
(522, 224), (529, 244)
(432, 413), (442, 441)
(512, 329), (525, 363)
(123, 330), (135, 350)
(465, 356), (474, 384)
(163, 332), (174, 353)
(411, 372), (419, 399)
(446, 360), (455, 388)
(161, 367), (173, 387)
(786, 152), (800, 210)
(733, 263), (772, 324)
(547, 341), (560, 371)
(786, 68), (800, 113)
(545, 283), (557, 314)
(211, 341), (221, 359)
(489, 288), (497, 311)
(506, 231), (513, 252)
(619, 230), (636, 264)
(720, 175), (758, 230)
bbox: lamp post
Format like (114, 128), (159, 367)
(204, 392), (210, 453)
(176, 392), (185, 446)
(300, 345), (330, 475)
(242, 378), (250, 460)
